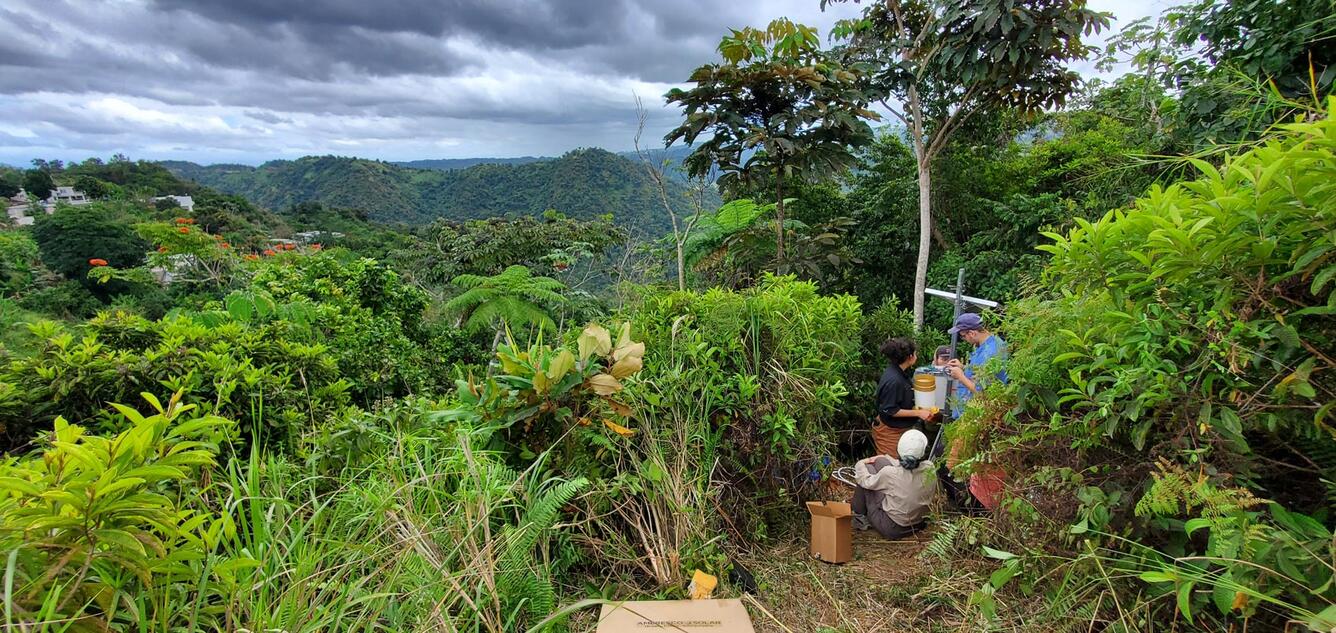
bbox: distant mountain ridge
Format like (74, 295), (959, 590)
(162, 147), (714, 232)
(391, 146), (695, 173)
(393, 156), (547, 170)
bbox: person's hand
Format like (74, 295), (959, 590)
(946, 359), (966, 380)
(917, 409), (934, 421)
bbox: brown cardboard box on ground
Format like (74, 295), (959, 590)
(595, 598), (755, 632)
(806, 501), (852, 564)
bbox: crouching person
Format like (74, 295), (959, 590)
(851, 429), (934, 540)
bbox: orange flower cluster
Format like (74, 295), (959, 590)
(174, 217), (195, 225)
(178, 227), (190, 234)
(310, 243), (322, 251)
(263, 249), (277, 256)
(157, 246), (168, 253)
(244, 254), (260, 261)
(274, 242), (296, 251)
(88, 258), (108, 267)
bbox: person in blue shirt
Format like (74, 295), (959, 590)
(941, 312), (1010, 512)
(945, 312), (1008, 409)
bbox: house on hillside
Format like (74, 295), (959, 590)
(293, 230), (344, 244)
(50, 186), (88, 205)
(152, 195), (195, 212)
(5, 191), (35, 226)
(5, 187), (93, 226)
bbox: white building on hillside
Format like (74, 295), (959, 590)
(5, 187), (93, 226)
(152, 195), (195, 212)
(51, 186), (88, 205)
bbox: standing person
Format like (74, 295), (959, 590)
(942, 312), (1008, 511)
(945, 312), (1007, 407)
(871, 337), (933, 457)
(851, 429), (933, 540)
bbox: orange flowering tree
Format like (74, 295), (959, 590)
(133, 219), (241, 288)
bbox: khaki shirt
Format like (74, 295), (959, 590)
(855, 458), (935, 527)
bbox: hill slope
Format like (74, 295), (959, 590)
(163, 149), (713, 232)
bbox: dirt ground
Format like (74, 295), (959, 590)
(737, 528), (941, 633)
(567, 482), (983, 632)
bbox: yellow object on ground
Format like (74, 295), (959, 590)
(688, 569), (717, 599)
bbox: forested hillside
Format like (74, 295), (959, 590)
(163, 148), (711, 231)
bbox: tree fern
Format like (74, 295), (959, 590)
(444, 265), (567, 334)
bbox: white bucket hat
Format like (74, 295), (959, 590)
(897, 429), (928, 462)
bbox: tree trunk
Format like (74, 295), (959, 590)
(913, 157), (931, 330)
(675, 239), (686, 292)
(775, 170), (786, 266)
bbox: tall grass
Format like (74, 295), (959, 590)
(214, 425), (587, 632)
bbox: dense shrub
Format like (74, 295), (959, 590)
(250, 251), (446, 399)
(0, 393), (234, 631)
(0, 309), (349, 451)
(961, 102), (1336, 629)
(629, 274), (862, 534)
(0, 230), (40, 296)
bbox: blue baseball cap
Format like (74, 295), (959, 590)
(948, 312), (984, 334)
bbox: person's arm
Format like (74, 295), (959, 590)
(876, 378), (928, 421)
(947, 360), (978, 393)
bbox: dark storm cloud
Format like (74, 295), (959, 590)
(150, 0), (770, 82)
(0, 0), (879, 164)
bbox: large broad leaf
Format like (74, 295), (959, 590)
(587, 373), (622, 395)
(578, 324), (612, 361)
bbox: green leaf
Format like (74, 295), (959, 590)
(982, 546), (1016, 561)
(1313, 265), (1336, 294)
(1183, 517), (1212, 536)
(1139, 570), (1177, 583)
(989, 564), (1017, 589)
(1210, 573), (1235, 615)
(1176, 581), (1194, 621)
(1307, 605), (1336, 631)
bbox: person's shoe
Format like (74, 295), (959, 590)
(852, 513), (871, 531)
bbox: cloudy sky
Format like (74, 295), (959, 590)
(0, 0), (1165, 167)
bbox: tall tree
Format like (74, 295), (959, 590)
(665, 18), (879, 265)
(32, 204), (148, 297)
(0, 172), (19, 199)
(22, 170), (54, 201)
(826, 0), (1109, 327)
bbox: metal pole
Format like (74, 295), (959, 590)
(950, 267), (965, 358)
(930, 268), (966, 460)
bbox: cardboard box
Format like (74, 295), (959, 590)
(596, 598), (755, 632)
(806, 501), (852, 564)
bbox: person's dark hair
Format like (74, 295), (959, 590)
(879, 337), (916, 365)
(934, 345), (952, 361)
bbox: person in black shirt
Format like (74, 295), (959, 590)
(870, 337), (933, 458)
